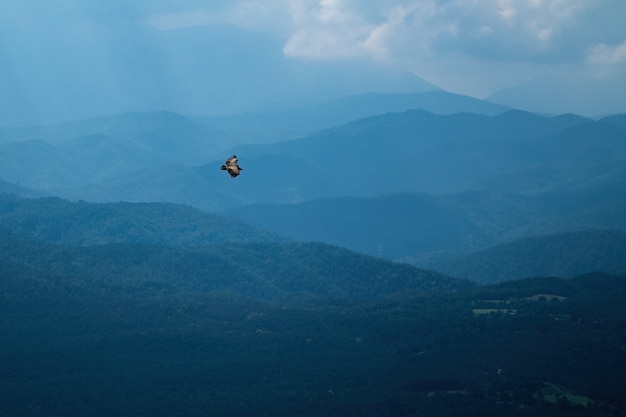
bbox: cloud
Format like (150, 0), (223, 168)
(224, 0), (600, 67)
(283, 0), (378, 59)
(138, 0), (626, 98)
(143, 1), (623, 66)
(585, 39), (626, 82)
(587, 40), (626, 66)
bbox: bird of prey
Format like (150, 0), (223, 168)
(221, 155), (243, 178)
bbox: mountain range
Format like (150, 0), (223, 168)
(3, 100), (624, 210)
(2, 84), (625, 415)
(2, 194), (624, 285)
(1, 90), (625, 282)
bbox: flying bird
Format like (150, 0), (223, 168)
(221, 155), (243, 178)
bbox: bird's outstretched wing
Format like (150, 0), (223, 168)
(225, 155), (238, 167)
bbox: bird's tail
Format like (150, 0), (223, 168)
(220, 165), (227, 170)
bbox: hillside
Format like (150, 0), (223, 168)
(225, 193), (518, 258)
(405, 230), (626, 284)
(0, 194), (283, 246)
(224, 181), (626, 261)
(0, 231), (470, 305)
(1, 235), (624, 416)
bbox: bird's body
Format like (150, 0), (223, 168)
(221, 155), (243, 178)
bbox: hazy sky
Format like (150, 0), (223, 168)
(145, 0), (626, 94)
(1, 1), (625, 124)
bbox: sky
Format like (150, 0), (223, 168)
(1, 0), (625, 125)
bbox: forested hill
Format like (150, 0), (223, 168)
(2, 197), (626, 416)
(2, 232), (625, 416)
(0, 194), (284, 246)
(407, 230), (626, 284)
(0, 232), (470, 305)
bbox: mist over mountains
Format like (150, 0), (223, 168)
(3, 93), (624, 211)
(0, 22), (436, 127)
(1, 88), (625, 283)
(486, 74), (626, 118)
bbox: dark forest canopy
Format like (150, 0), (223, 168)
(0, 229), (470, 305)
(0, 194), (284, 246)
(1, 192), (625, 415)
(1, 229), (625, 416)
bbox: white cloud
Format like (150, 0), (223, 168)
(144, 1), (605, 60)
(497, 0), (518, 20)
(273, 0), (601, 65)
(587, 40), (626, 66)
(283, 1), (443, 60)
(143, 1), (626, 96)
(282, 0), (377, 59)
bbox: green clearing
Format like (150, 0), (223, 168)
(539, 382), (593, 407)
(472, 308), (518, 316)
